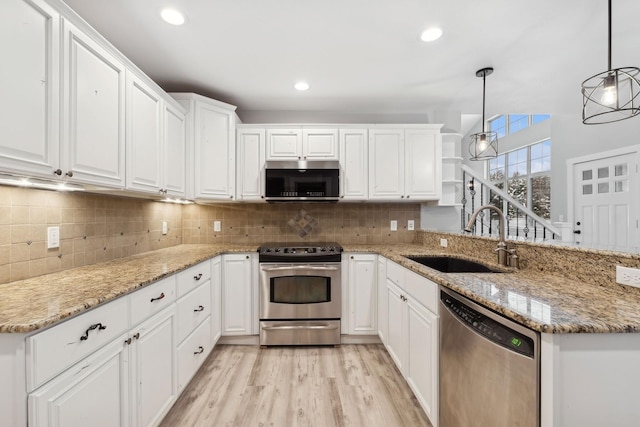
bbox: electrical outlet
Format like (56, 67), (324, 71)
(47, 226), (60, 249)
(390, 220), (397, 231)
(214, 221), (221, 232)
(407, 220), (415, 231)
(162, 221), (168, 235)
(440, 238), (448, 248)
(616, 266), (640, 288)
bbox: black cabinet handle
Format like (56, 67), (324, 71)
(80, 323), (106, 341)
(53, 169), (62, 176)
(150, 292), (165, 302)
(65, 171), (73, 177)
(125, 337), (132, 345)
(133, 332), (140, 340)
(194, 346), (204, 355)
(194, 305), (205, 312)
(194, 273), (203, 281)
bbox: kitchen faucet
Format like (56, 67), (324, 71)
(464, 204), (518, 268)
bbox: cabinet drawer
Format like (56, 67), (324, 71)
(177, 281), (212, 343)
(176, 260), (211, 298)
(405, 269), (438, 314)
(386, 260), (405, 289)
(177, 317), (211, 392)
(27, 296), (129, 392)
(130, 276), (176, 326)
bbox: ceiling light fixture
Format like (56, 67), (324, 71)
(469, 67), (498, 161)
(581, 0), (640, 124)
(160, 8), (186, 26)
(420, 27), (443, 42)
(294, 81), (310, 91)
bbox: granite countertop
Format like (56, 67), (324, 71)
(0, 244), (257, 333)
(344, 244), (640, 334)
(3, 243), (640, 335)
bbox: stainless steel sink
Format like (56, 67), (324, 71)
(404, 256), (503, 273)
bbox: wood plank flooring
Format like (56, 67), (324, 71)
(160, 344), (433, 427)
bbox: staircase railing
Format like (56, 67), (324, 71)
(460, 165), (560, 242)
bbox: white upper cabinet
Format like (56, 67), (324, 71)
(163, 101), (187, 196)
(369, 126), (442, 201)
(266, 128), (338, 160)
(126, 72), (163, 194)
(339, 128), (368, 200)
(0, 0), (60, 178)
(236, 128), (265, 201)
(61, 19), (126, 188)
(173, 93), (237, 201)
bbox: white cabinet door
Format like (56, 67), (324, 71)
(386, 280), (406, 371)
(28, 335), (129, 427)
(405, 129), (441, 200)
(62, 20), (125, 187)
(377, 256), (388, 343)
(302, 129), (339, 159)
(347, 254), (378, 335)
(211, 256), (222, 344)
(369, 129), (404, 199)
(236, 128), (265, 201)
(163, 101), (187, 196)
(339, 129), (368, 200)
(126, 72), (163, 194)
(407, 297), (439, 426)
(265, 129), (302, 160)
(222, 254), (254, 335)
(129, 307), (177, 427)
(194, 100), (236, 200)
(0, 0), (60, 178)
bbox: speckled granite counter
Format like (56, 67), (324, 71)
(0, 244), (257, 333)
(344, 244), (640, 334)
(3, 243), (640, 335)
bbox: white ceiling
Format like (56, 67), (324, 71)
(62, 0), (640, 125)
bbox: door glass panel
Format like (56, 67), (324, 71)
(615, 180), (629, 193)
(597, 167), (609, 179)
(582, 170), (593, 181)
(598, 182), (609, 193)
(615, 163), (628, 177)
(583, 184), (593, 195)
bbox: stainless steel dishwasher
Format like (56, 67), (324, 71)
(439, 287), (540, 427)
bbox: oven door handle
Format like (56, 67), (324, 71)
(260, 266), (339, 272)
(261, 324), (340, 331)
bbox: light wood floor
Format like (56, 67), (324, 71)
(160, 344), (433, 427)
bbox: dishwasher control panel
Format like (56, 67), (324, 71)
(441, 291), (535, 358)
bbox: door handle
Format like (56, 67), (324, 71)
(261, 324), (340, 331)
(261, 266), (339, 272)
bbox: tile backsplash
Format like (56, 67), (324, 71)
(0, 185), (420, 284)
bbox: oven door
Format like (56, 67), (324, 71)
(259, 263), (342, 320)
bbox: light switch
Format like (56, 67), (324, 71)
(162, 221), (168, 235)
(390, 220), (397, 231)
(407, 220), (415, 231)
(47, 226), (60, 249)
(214, 221), (221, 232)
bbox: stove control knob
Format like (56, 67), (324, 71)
(320, 248), (326, 252)
(275, 248), (281, 253)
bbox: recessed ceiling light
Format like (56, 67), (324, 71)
(294, 81), (310, 91)
(420, 27), (443, 42)
(161, 9), (186, 26)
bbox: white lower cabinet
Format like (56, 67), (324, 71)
(222, 253), (257, 336)
(345, 253), (378, 335)
(383, 261), (439, 427)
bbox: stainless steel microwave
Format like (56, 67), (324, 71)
(264, 160), (340, 202)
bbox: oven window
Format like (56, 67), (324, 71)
(270, 276), (331, 304)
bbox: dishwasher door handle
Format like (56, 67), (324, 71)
(261, 324), (340, 331)
(260, 265), (339, 272)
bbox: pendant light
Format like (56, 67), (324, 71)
(469, 67), (498, 161)
(582, 0), (640, 124)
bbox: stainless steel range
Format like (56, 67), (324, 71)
(258, 242), (342, 346)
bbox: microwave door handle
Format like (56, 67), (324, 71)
(260, 265), (339, 272)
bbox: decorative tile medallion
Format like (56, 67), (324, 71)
(287, 209), (318, 238)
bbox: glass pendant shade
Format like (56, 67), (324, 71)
(581, 0), (640, 124)
(469, 131), (498, 160)
(582, 67), (640, 124)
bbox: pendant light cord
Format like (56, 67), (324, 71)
(481, 72), (486, 133)
(608, 0), (612, 71)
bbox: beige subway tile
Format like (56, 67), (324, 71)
(0, 206), (10, 225)
(30, 241), (46, 260)
(11, 225), (29, 243)
(11, 206), (29, 225)
(0, 264), (9, 284)
(46, 207), (61, 224)
(30, 225), (46, 242)
(0, 225), (9, 245)
(29, 258), (48, 278)
(29, 207), (47, 224)
(60, 253), (73, 270)
(10, 261), (29, 282)
(0, 245), (9, 265)
(46, 256), (61, 274)
(73, 252), (86, 268)
(61, 208), (74, 223)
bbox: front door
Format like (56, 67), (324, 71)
(571, 148), (639, 252)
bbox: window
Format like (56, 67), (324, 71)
(487, 140), (551, 219)
(488, 114), (550, 137)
